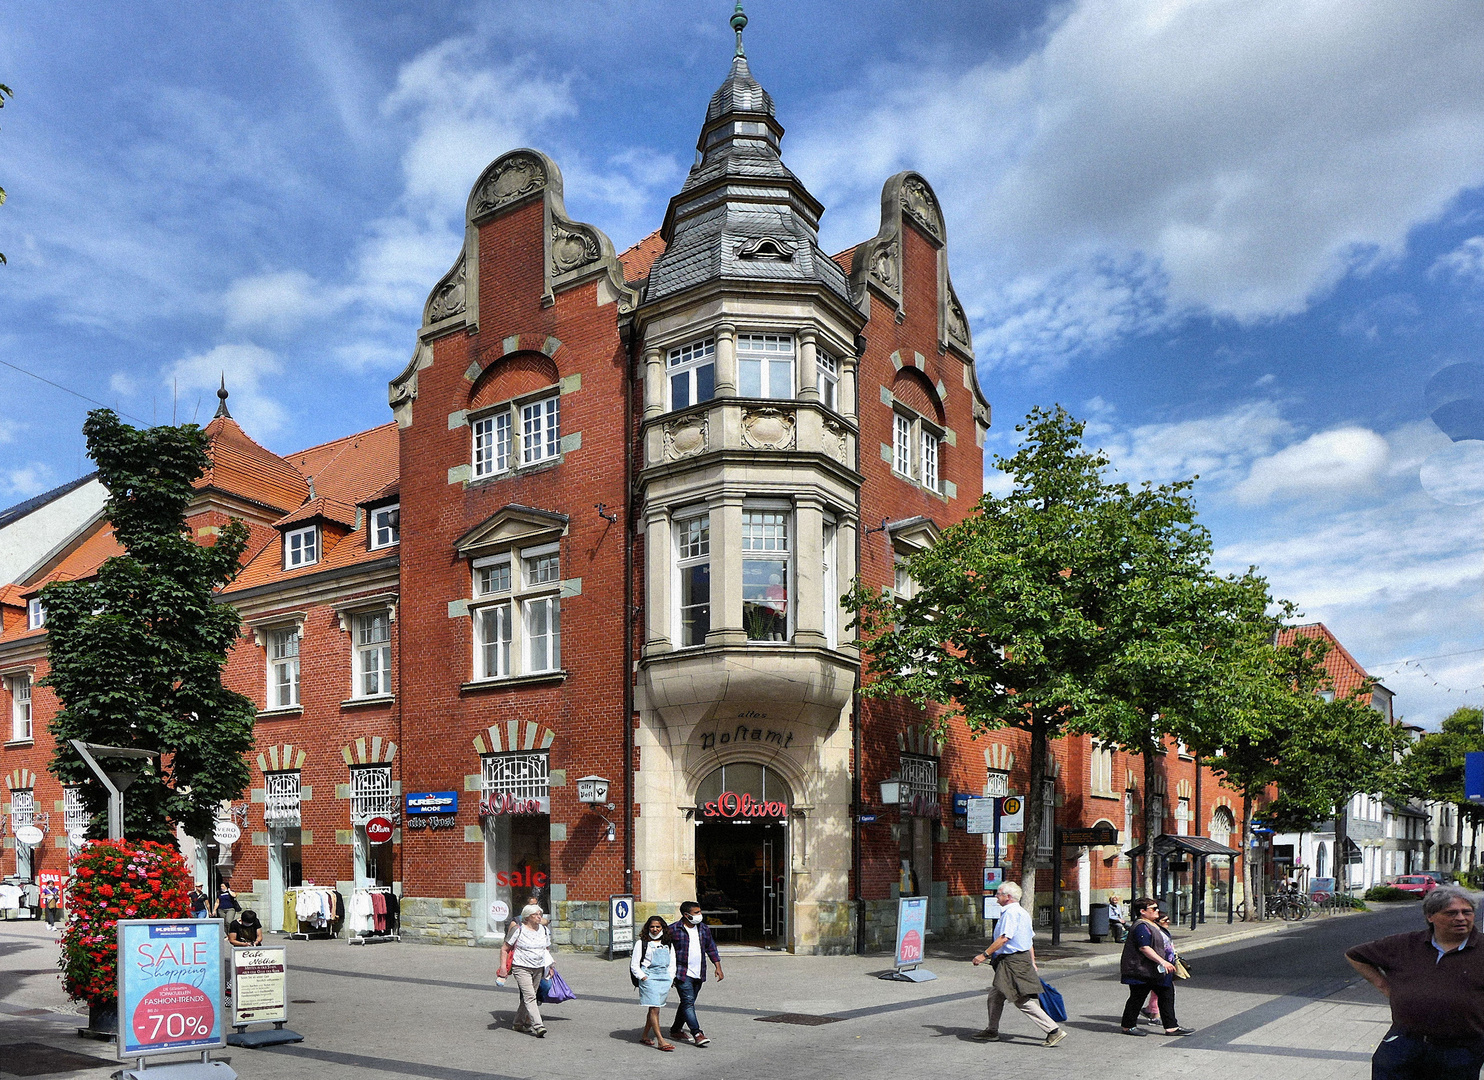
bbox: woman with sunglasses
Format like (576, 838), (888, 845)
(1118, 898), (1193, 1036)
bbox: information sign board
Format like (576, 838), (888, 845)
(966, 797), (996, 835)
(365, 817), (393, 844)
(608, 894), (634, 958)
(1468, 752), (1484, 803)
(231, 946), (288, 1027)
(996, 795), (1025, 833)
(983, 865), (1005, 892)
(982, 895), (1003, 922)
(14, 824), (44, 846)
(894, 896), (929, 969)
(1058, 825), (1118, 847)
(117, 919), (226, 1060)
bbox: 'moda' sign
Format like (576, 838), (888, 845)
(700, 791), (788, 820)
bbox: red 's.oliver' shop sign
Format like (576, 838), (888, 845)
(701, 791), (788, 820)
(479, 793), (548, 817)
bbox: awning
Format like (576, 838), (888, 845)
(1124, 833), (1242, 859)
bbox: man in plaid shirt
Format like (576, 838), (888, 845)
(668, 901), (726, 1045)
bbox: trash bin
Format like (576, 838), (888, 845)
(1088, 903), (1110, 943)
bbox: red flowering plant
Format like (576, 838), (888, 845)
(58, 839), (193, 1007)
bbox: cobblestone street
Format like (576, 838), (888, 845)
(0, 902), (1417, 1079)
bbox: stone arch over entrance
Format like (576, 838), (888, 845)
(692, 762), (795, 949)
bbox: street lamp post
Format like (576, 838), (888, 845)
(69, 740), (159, 840)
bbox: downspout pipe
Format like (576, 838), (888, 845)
(623, 320), (637, 897)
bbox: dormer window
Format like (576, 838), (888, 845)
(285, 525), (318, 568)
(26, 599), (44, 630)
(370, 505), (400, 550)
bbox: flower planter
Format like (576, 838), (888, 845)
(84, 1001), (117, 1038)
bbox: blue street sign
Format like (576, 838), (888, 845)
(405, 791), (459, 815)
(1467, 752), (1484, 803)
(952, 792), (972, 816)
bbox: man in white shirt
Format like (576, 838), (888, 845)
(668, 901), (725, 1046)
(970, 881), (1066, 1047)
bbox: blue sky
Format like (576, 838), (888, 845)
(2, 1), (1482, 726)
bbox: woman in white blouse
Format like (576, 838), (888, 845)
(506, 904), (553, 1037)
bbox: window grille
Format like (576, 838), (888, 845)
(1038, 779), (1056, 855)
(900, 754), (938, 814)
(350, 765), (395, 825)
(265, 771), (302, 827)
(10, 789), (34, 828)
(483, 752), (550, 807)
(64, 788), (87, 832)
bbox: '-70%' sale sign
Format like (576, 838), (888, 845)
(117, 920), (226, 1059)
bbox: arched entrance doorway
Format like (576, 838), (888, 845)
(694, 763), (792, 949)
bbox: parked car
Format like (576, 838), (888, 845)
(1389, 875), (1438, 896)
(1415, 871), (1452, 885)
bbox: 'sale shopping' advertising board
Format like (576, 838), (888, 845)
(116, 919), (227, 1060)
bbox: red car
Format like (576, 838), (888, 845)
(1390, 875), (1438, 896)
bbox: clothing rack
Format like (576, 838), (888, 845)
(287, 884), (340, 940)
(348, 885), (400, 945)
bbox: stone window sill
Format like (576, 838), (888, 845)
(460, 671), (568, 693)
(1089, 791), (1121, 801)
(4, 739), (34, 749)
(257, 707), (303, 719)
(341, 695), (395, 710)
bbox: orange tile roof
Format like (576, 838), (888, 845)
(832, 245), (857, 274)
(198, 414), (310, 514)
(22, 522), (126, 597)
(1278, 623), (1375, 702)
(283, 423), (398, 508)
(0, 584), (25, 608)
(226, 519), (393, 594)
(275, 497), (358, 530)
(620, 231), (666, 282)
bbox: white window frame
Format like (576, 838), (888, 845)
(1091, 743), (1114, 797)
(1176, 796), (1190, 836)
(920, 430), (939, 492)
(284, 526), (318, 569)
(64, 786), (87, 847)
(10, 788), (33, 829)
(674, 511), (711, 649)
(9, 675), (32, 741)
(521, 396), (561, 466)
(472, 411), (513, 478)
(264, 770), (302, 828)
(816, 351), (839, 412)
(823, 514), (838, 649)
(471, 391), (561, 479)
(267, 627), (301, 709)
(893, 413), (912, 477)
(353, 611), (392, 698)
(370, 504), (400, 550)
(666, 337), (716, 412)
(736, 333), (794, 400)
(741, 505), (791, 642)
(27, 599), (44, 630)
(471, 543), (562, 681)
(350, 764), (395, 825)
(892, 408), (945, 493)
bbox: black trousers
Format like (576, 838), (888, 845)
(1121, 982), (1177, 1029)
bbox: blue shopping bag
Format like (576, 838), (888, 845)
(1038, 979), (1067, 1023)
(537, 967), (576, 1004)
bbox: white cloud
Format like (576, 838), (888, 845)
(1, 464), (54, 498)
(1430, 236), (1484, 282)
(1233, 427), (1390, 504)
(163, 343), (286, 435)
(794, 0), (1484, 366)
(109, 372), (137, 396)
(224, 271), (345, 337)
(1093, 400), (1296, 488)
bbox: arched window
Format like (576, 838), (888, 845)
(696, 762), (792, 808)
(1315, 842), (1328, 879)
(1209, 806), (1235, 848)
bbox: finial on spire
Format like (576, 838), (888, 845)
(214, 373), (231, 419)
(731, 1), (748, 58)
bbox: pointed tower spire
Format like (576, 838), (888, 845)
(731, 1), (748, 58)
(214, 373), (231, 419)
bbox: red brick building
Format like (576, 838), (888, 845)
(0, 14), (1249, 949)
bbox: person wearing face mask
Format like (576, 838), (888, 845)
(506, 904), (553, 1037)
(667, 901), (724, 1047)
(632, 916), (676, 1050)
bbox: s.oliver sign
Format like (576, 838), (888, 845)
(700, 791), (788, 820)
(479, 793), (549, 817)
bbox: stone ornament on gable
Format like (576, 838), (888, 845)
(946, 292), (970, 346)
(663, 415), (709, 460)
(741, 407), (796, 450)
(900, 176), (944, 241)
(473, 152), (548, 218)
(426, 255), (467, 323)
(738, 235), (796, 261)
(870, 239), (899, 290)
(823, 419), (848, 464)
(550, 221), (601, 276)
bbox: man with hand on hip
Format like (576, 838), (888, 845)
(668, 901), (725, 1046)
(971, 881), (1066, 1048)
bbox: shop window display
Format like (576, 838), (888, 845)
(481, 751), (552, 937)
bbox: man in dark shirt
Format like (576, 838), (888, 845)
(1346, 885), (1484, 1079)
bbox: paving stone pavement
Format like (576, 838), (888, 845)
(0, 903), (1422, 1079)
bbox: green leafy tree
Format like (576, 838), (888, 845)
(848, 406), (1265, 903)
(1399, 706), (1484, 874)
(42, 409), (256, 845)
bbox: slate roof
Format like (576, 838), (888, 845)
(645, 52), (849, 305)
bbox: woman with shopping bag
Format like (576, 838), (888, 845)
(1117, 898), (1194, 1036)
(506, 904), (553, 1037)
(631, 915), (677, 1050)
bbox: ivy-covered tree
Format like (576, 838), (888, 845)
(42, 409), (256, 845)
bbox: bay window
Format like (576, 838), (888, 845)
(737, 333), (793, 399)
(667, 337), (716, 411)
(676, 512), (711, 647)
(742, 508), (790, 641)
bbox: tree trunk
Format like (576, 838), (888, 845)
(1020, 714), (1049, 918)
(1334, 800), (1348, 894)
(1141, 730), (1160, 898)
(1240, 792), (1256, 921)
